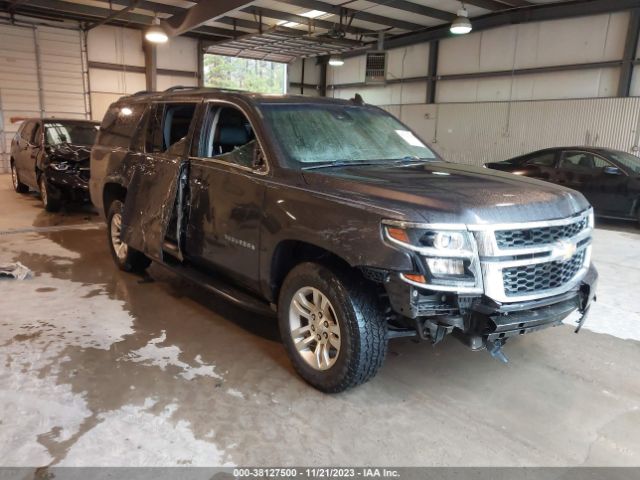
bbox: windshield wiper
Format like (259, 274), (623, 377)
(302, 160), (385, 170)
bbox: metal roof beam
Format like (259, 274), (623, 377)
(278, 0), (425, 31)
(245, 6), (377, 37)
(162, 0), (254, 37)
(363, 0), (455, 22)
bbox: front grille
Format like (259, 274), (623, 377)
(495, 217), (588, 249)
(502, 250), (586, 296)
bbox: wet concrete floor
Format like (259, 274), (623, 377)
(0, 175), (639, 466)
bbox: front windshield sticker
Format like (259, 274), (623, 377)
(395, 130), (426, 148)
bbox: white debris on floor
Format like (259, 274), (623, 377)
(125, 331), (222, 381)
(0, 233), (233, 467)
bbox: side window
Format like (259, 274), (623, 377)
(21, 122), (34, 142)
(560, 151), (595, 169)
(145, 102), (197, 154)
(31, 123), (41, 145)
(592, 155), (614, 169)
(525, 152), (555, 167)
(199, 105), (257, 169)
(98, 104), (144, 148)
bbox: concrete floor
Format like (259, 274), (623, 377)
(0, 174), (639, 467)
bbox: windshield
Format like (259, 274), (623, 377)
(608, 150), (640, 174)
(260, 103), (437, 167)
(45, 122), (98, 146)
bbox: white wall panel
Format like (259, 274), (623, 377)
(157, 74), (198, 91)
(437, 68), (620, 103)
(390, 98), (640, 167)
(87, 25), (144, 67)
(438, 12), (628, 75)
(332, 80), (427, 106)
(157, 36), (197, 72)
(386, 44), (429, 80)
(0, 23), (88, 172)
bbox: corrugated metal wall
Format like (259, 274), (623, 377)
(385, 97), (640, 166)
(0, 22), (88, 173)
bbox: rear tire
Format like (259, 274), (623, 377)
(107, 199), (151, 273)
(278, 262), (388, 393)
(11, 162), (29, 193)
(39, 175), (61, 212)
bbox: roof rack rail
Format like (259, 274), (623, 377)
(164, 85), (199, 92)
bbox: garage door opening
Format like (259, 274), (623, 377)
(203, 54), (287, 94)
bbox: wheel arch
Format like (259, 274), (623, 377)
(103, 182), (128, 217)
(268, 239), (355, 303)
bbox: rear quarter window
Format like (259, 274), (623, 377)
(97, 104), (145, 148)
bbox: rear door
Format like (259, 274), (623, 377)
(14, 121), (35, 187)
(120, 100), (200, 261)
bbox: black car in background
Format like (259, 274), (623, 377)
(10, 118), (99, 211)
(486, 147), (640, 224)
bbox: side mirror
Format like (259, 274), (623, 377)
(603, 166), (621, 175)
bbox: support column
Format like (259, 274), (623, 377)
(144, 41), (157, 92)
(197, 39), (205, 87)
(300, 58), (305, 95)
(318, 56), (328, 97)
(426, 40), (439, 104)
(618, 8), (640, 97)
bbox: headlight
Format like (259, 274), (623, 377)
(383, 221), (483, 293)
(587, 208), (594, 228)
(50, 162), (70, 171)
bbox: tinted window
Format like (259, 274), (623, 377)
(199, 106), (256, 168)
(21, 121), (35, 142)
(45, 121), (98, 146)
(145, 102), (197, 154)
(607, 150), (640, 174)
(560, 151), (613, 170)
(32, 123), (41, 145)
(525, 152), (555, 167)
(260, 103), (436, 167)
(98, 104), (145, 148)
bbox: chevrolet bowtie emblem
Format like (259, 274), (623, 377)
(553, 240), (577, 261)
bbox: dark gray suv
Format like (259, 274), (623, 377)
(90, 87), (598, 392)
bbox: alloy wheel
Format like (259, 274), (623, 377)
(110, 212), (129, 261)
(288, 286), (341, 371)
(11, 164), (18, 190)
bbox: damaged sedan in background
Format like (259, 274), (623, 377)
(10, 118), (99, 211)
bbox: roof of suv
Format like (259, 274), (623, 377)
(116, 87), (366, 107)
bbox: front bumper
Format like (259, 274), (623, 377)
(45, 167), (90, 201)
(385, 263), (598, 349)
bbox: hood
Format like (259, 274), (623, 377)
(45, 143), (92, 164)
(301, 161), (590, 225)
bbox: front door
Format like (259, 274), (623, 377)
(556, 150), (630, 215)
(185, 103), (267, 291)
(121, 101), (199, 261)
(15, 120), (37, 187)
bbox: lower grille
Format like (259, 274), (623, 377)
(502, 250), (586, 296)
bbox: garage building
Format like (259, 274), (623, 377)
(0, 0), (639, 472)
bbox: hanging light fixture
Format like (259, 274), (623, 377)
(450, 2), (472, 35)
(328, 54), (344, 67)
(145, 15), (168, 43)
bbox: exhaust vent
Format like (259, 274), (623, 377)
(365, 51), (387, 84)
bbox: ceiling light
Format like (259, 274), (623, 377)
(301, 10), (327, 19)
(145, 17), (168, 43)
(450, 4), (472, 35)
(328, 54), (344, 67)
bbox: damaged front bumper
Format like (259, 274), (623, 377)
(384, 264), (598, 351)
(45, 166), (91, 201)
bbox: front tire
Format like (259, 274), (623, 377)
(278, 262), (388, 393)
(107, 199), (151, 273)
(38, 175), (61, 212)
(11, 162), (29, 193)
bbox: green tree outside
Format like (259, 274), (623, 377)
(203, 54), (286, 94)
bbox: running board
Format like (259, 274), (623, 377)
(156, 260), (275, 317)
